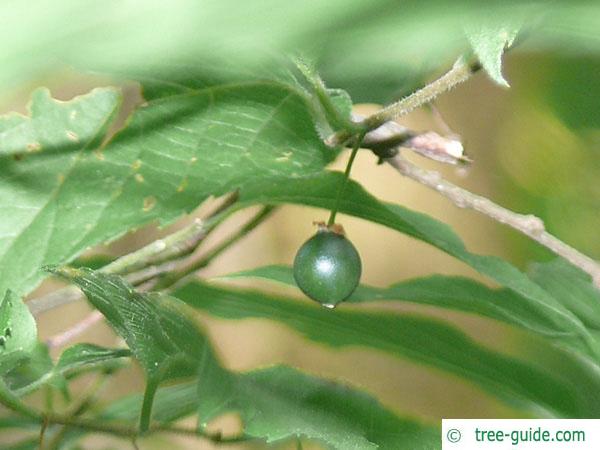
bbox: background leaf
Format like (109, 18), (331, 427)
(174, 280), (600, 418)
(220, 264), (580, 338)
(529, 259), (600, 331)
(4, 2), (600, 103)
(236, 172), (598, 357)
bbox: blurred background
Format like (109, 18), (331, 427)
(1, 1), (599, 448)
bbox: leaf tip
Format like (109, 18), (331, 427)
(44, 265), (82, 280)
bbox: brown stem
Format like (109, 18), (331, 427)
(387, 154), (600, 287)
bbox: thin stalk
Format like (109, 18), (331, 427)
(39, 416), (48, 450)
(327, 132), (366, 227)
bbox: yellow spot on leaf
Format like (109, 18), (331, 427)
(27, 142), (42, 152)
(135, 173), (145, 183)
(70, 110), (78, 120)
(57, 174), (65, 185)
(131, 159), (142, 170)
(190, 156), (198, 164)
(177, 177), (188, 192)
(275, 151), (293, 162)
(143, 196), (157, 212)
(66, 130), (79, 142)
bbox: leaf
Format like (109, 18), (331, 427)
(196, 365), (439, 450)
(219, 265), (580, 338)
(6, 344), (129, 398)
(0, 292), (69, 398)
(174, 281), (600, 418)
(55, 343), (131, 376)
(235, 172), (597, 356)
(543, 56), (600, 129)
(0, 378), (38, 420)
(0, 87), (120, 157)
(0, 291), (37, 376)
(46, 266), (217, 431)
(0, 88), (121, 297)
(51, 269), (439, 449)
(101, 371), (438, 450)
(4, 343), (58, 394)
(529, 259), (600, 331)
(1, 79), (336, 298)
(293, 57), (354, 138)
(465, 20), (520, 87)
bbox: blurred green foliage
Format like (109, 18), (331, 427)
(2, 1), (600, 103)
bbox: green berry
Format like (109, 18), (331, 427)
(293, 228), (362, 308)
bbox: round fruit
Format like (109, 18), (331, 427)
(293, 227), (361, 308)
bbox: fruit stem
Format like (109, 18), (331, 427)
(327, 131), (366, 227)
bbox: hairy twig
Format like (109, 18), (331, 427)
(363, 58), (477, 130)
(387, 153), (600, 287)
(327, 58), (480, 148)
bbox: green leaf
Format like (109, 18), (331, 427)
(543, 56), (600, 129)
(293, 57), (355, 137)
(53, 269), (439, 449)
(0, 87), (120, 157)
(0, 291), (37, 375)
(0, 378), (38, 419)
(0, 88), (121, 297)
(0, 292), (69, 398)
(219, 265), (580, 338)
(55, 343), (131, 376)
(46, 266), (216, 431)
(174, 281), (599, 418)
(1, 79), (336, 298)
(196, 365), (438, 450)
(101, 371), (438, 450)
(235, 172), (596, 356)
(465, 20), (520, 87)
(7, 343), (129, 398)
(529, 259), (600, 331)
(4, 343), (57, 393)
